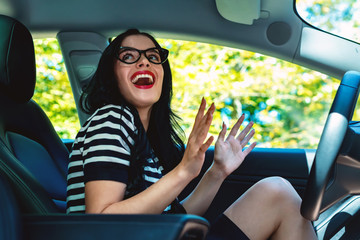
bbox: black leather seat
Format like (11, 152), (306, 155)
(0, 14), (69, 214)
(0, 175), (21, 240)
(0, 14), (209, 239)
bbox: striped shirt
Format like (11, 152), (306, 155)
(66, 104), (182, 214)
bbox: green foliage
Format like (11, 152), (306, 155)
(33, 39), (80, 139)
(297, 0), (360, 42)
(32, 0), (359, 149)
(32, 38), (340, 148)
(159, 39), (338, 148)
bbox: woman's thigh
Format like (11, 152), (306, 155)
(222, 176), (302, 240)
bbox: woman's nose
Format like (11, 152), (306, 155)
(137, 54), (150, 68)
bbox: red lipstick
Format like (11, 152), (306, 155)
(130, 71), (156, 89)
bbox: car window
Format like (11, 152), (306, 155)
(33, 39), (80, 139)
(296, 0), (360, 43)
(158, 39), (340, 149)
(34, 38), (343, 149)
(296, 0), (360, 122)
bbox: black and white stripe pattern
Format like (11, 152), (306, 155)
(66, 105), (136, 213)
(66, 104), (173, 214)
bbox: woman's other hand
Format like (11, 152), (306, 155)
(212, 114), (256, 178)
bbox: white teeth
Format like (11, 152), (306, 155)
(131, 74), (154, 84)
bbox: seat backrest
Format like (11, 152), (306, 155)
(0, 14), (69, 214)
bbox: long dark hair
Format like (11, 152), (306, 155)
(80, 29), (185, 174)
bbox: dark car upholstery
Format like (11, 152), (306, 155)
(0, 14), (69, 214)
(0, 174), (21, 240)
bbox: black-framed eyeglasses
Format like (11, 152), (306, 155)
(116, 47), (169, 64)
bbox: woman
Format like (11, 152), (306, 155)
(66, 29), (317, 240)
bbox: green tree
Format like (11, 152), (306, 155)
(297, 0), (360, 42)
(33, 39), (80, 139)
(33, 0), (358, 148)
(32, 38), (338, 148)
(159, 39), (338, 148)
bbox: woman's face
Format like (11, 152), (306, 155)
(114, 34), (164, 112)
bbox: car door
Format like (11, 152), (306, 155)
(180, 147), (313, 221)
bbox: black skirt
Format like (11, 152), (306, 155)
(206, 214), (250, 240)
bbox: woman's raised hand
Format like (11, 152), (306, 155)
(179, 98), (215, 179)
(212, 114), (256, 178)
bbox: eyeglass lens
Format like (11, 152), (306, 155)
(118, 48), (166, 64)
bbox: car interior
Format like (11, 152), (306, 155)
(1, 0), (360, 239)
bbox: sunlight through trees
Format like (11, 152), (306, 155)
(33, 0), (359, 149)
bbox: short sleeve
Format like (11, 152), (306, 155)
(82, 105), (136, 184)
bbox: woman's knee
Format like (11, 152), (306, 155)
(253, 176), (301, 206)
(225, 176), (302, 219)
(223, 177), (301, 239)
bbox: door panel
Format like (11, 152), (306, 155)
(180, 146), (314, 221)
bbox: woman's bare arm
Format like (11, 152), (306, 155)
(182, 116), (256, 216)
(85, 99), (215, 214)
(85, 165), (191, 214)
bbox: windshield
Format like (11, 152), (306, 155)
(296, 0), (360, 43)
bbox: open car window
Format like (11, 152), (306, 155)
(34, 38), (344, 149)
(33, 39), (80, 139)
(159, 39), (340, 149)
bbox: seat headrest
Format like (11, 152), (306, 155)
(0, 15), (36, 103)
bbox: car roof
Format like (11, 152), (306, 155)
(1, 0), (360, 80)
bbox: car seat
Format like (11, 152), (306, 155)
(0, 14), (69, 214)
(0, 174), (21, 240)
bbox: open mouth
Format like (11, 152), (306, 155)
(131, 71), (156, 89)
